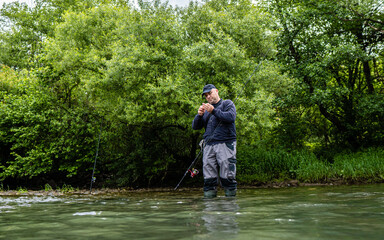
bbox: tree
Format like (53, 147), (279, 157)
(0, 66), (99, 186)
(0, 0), (104, 70)
(269, 0), (384, 149)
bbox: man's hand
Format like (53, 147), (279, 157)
(203, 103), (214, 113)
(198, 105), (205, 116)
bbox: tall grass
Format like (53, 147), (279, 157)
(238, 147), (314, 183)
(330, 148), (384, 182)
(238, 147), (384, 185)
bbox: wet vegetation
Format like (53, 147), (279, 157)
(0, 0), (384, 189)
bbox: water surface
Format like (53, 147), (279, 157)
(1, 184), (383, 239)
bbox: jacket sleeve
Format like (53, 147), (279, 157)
(192, 114), (204, 130)
(211, 100), (236, 123)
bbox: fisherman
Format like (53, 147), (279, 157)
(192, 84), (237, 198)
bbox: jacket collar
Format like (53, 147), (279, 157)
(212, 99), (223, 108)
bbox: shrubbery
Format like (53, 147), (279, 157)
(0, 0), (383, 189)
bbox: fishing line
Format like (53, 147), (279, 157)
(233, 61), (262, 103)
(174, 60), (263, 190)
(90, 122), (102, 192)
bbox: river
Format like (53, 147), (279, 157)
(1, 184), (383, 239)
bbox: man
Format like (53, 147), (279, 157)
(192, 84), (237, 198)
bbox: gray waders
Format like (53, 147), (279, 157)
(203, 141), (237, 198)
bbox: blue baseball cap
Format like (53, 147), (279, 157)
(202, 84), (216, 97)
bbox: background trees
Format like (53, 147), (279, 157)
(0, 0), (383, 188)
(269, 0), (384, 150)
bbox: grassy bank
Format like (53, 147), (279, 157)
(1, 147), (384, 191)
(237, 147), (384, 185)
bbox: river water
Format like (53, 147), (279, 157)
(1, 184), (383, 239)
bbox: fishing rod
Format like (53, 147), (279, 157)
(90, 122), (102, 193)
(174, 60), (263, 191)
(174, 145), (203, 190)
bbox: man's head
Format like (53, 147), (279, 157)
(202, 84), (220, 104)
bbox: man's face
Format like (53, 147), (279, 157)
(204, 89), (220, 104)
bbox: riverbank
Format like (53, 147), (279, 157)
(1, 179), (377, 196)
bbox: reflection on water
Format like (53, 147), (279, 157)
(1, 184), (384, 240)
(199, 198), (239, 239)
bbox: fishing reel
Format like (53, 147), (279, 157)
(188, 168), (199, 178)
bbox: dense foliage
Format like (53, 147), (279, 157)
(269, 0), (384, 150)
(0, 0), (383, 189)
